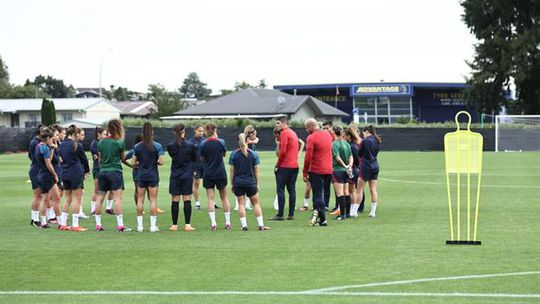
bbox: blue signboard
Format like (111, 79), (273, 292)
(351, 84), (413, 96)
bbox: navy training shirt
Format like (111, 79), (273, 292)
(124, 148), (138, 181)
(199, 137), (227, 179)
(359, 136), (379, 170)
(34, 143), (53, 179)
(90, 140), (100, 172)
(133, 141), (164, 182)
(59, 139), (89, 178)
(228, 148), (260, 187)
(28, 136), (40, 167)
(189, 135), (205, 170)
(167, 140), (197, 179)
(348, 140), (360, 169)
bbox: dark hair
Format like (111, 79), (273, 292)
(51, 124), (64, 133)
(66, 124), (82, 151)
(134, 133), (143, 144)
(273, 126), (282, 141)
(194, 124), (204, 130)
(173, 123), (186, 146)
(94, 126), (105, 141)
(333, 126), (343, 137)
(142, 122), (154, 151)
(38, 127), (54, 142)
(363, 125), (382, 144)
(205, 122), (217, 137)
(278, 117), (289, 124)
(107, 119), (124, 139)
(323, 121), (333, 127)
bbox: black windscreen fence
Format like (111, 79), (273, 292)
(0, 127), (503, 153)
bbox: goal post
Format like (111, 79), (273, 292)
(495, 115), (540, 152)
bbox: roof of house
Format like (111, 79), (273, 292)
(114, 101), (157, 116)
(170, 88), (348, 117)
(0, 98), (111, 113)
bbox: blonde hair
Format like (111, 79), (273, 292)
(238, 133), (248, 156)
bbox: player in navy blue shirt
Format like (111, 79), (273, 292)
(167, 124), (197, 232)
(199, 123), (231, 230)
(28, 125), (43, 227)
(189, 124), (205, 210)
(45, 124), (66, 225)
(229, 133), (269, 231)
(344, 126), (365, 217)
(58, 125), (90, 231)
(131, 122), (164, 232)
(358, 125), (381, 218)
(34, 127), (60, 228)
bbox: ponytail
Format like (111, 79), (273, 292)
(205, 122), (217, 137)
(238, 133), (248, 156)
(107, 119), (124, 140)
(173, 124), (186, 147)
(363, 125), (382, 144)
(345, 125), (361, 143)
(142, 122), (154, 151)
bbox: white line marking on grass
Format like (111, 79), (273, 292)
(379, 177), (540, 189)
(304, 270), (540, 293)
(0, 291), (539, 299)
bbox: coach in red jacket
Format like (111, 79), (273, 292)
(270, 117), (299, 221)
(303, 118), (333, 226)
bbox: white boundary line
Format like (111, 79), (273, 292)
(379, 177), (540, 189)
(1, 271), (539, 298)
(304, 270), (540, 293)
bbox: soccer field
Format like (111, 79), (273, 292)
(0, 151), (539, 304)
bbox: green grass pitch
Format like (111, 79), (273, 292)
(0, 151), (539, 303)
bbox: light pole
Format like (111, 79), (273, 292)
(99, 48), (113, 99)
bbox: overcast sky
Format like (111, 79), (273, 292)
(0, 0), (476, 93)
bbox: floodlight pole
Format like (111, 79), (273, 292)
(99, 49), (113, 99)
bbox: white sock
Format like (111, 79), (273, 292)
(116, 214), (124, 227)
(273, 195), (278, 210)
(47, 208), (54, 219)
(370, 202), (377, 216)
(240, 217), (247, 228)
(106, 200), (113, 210)
(224, 212), (231, 225)
(195, 201), (200, 206)
(246, 197), (252, 208)
(78, 205), (85, 215)
(256, 216), (264, 227)
(150, 216), (157, 229)
(95, 214), (102, 226)
(90, 201), (96, 213)
(72, 214), (79, 228)
(303, 198), (309, 207)
(234, 198), (239, 209)
(350, 204), (359, 216)
(31, 210), (39, 222)
(208, 212), (216, 226)
(137, 216), (143, 229)
(61, 212), (69, 226)
(40, 215), (47, 225)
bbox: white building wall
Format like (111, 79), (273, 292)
(290, 104), (317, 122)
(0, 113), (10, 127)
(84, 101), (121, 124)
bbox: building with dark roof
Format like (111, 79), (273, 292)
(274, 82), (474, 124)
(161, 88), (348, 121)
(113, 101), (157, 119)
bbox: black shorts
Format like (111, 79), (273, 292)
(360, 169), (379, 181)
(169, 177), (193, 196)
(233, 184), (258, 198)
(38, 175), (55, 194)
(92, 168), (100, 180)
(137, 180), (159, 188)
(63, 175), (84, 190)
(332, 171), (349, 184)
(29, 167), (39, 190)
(98, 171), (124, 192)
(203, 178), (227, 190)
(193, 168), (203, 179)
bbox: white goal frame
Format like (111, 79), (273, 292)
(495, 115), (540, 152)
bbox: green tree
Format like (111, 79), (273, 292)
(462, 0), (540, 114)
(26, 75), (75, 98)
(147, 84), (185, 118)
(41, 98), (56, 125)
(0, 55), (9, 88)
(179, 72), (212, 99)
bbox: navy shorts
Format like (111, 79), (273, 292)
(193, 168), (203, 179)
(137, 180), (159, 188)
(29, 167), (39, 190)
(98, 171), (124, 192)
(348, 167), (359, 185)
(169, 177), (193, 196)
(332, 171), (349, 184)
(233, 184), (258, 198)
(360, 169), (379, 181)
(38, 175), (56, 194)
(92, 168), (100, 180)
(63, 175), (84, 190)
(203, 178), (227, 190)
